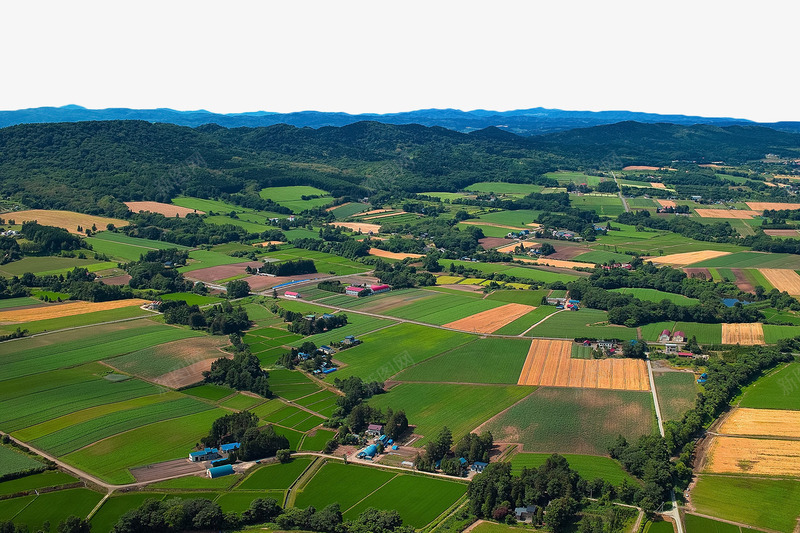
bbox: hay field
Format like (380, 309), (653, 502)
(656, 199), (676, 208)
(517, 339), (649, 391)
(368, 248), (424, 260)
(519, 257), (595, 269)
(650, 182), (667, 189)
(647, 250), (731, 265)
(706, 436), (800, 477)
(331, 221), (381, 233)
(495, 241), (539, 254)
(746, 202), (800, 212)
(721, 323), (764, 345)
(124, 201), (203, 217)
(8, 210), (129, 234)
(694, 209), (759, 219)
(0, 298), (148, 323)
(759, 268), (800, 295)
(719, 408), (800, 438)
(443, 303), (534, 334)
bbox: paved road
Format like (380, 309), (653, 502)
(647, 360), (684, 533)
(611, 171), (630, 213)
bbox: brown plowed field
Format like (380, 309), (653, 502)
(517, 339), (649, 391)
(721, 323), (764, 345)
(125, 201), (203, 217)
(479, 237), (514, 250)
(719, 408), (800, 438)
(694, 209), (759, 219)
(647, 250), (731, 266)
(706, 436), (800, 477)
(98, 274), (133, 286)
(495, 242), (539, 254)
(763, 229), (800, 237)
(0, 298), (148, 322)
(8, 210), (129, 234)
(656, 199), (677, 208)
(759, 268), (800, 296)
(332, 221), (382, 233)
(731, 269), (754, 293)
(650, 182), (667, 189)
(154, 357), (228, 388)
(243, 273), (327, 291)
(184, 261), (263, 282)
(443, 303), (534, 334)
(746, 202), (800, 212)
(683, 267), (712, 280)
(368, 248), (424, 260)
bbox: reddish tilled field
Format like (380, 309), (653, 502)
(125, 201), (203, 217)
(184, 261), (263, 282)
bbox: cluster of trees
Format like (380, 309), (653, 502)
(618, 210), (738, 243)
(0, 235), (21, 264)
(252, 258), (317, 276)
(287, 313), (348, 336)
(204, 341), (271, 397)
(202, 411), (289, 462)
(17, 267), (135, 302)
(161, 300), (250, 335)
(123, 213), (253, 247)
(373, 260), (435, 289)
(272, 505), (415, 533)
(226, 279), (251, 299)
(292, 237), (370, 260)
(454, 432), (494, 463)
(416, 429), (493, 475)
(608, 435), (674, 510)
(125, 249), (192, 292)
(21, 221), (85, 254)
(318, 280), (345, 293)
(1, 516), (90, 533)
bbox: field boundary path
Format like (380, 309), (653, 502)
(647, 359), (684, 533)
(611, 171), (630, 213)
(519, 309), (565, 336)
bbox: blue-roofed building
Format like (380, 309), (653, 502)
(207, 464), (235, 478)
(189, 447), (219, 462)
(322, 313), (335, 319)
(459, 457), (467, 465)
(471, 461), (488, 473)
(220, 442), (241, 453)
(357, 444), (378, 459)
(320, 345), (334, 355)
(322, 367), (338, 374)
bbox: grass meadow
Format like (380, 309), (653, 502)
(653, 371), (698, 422)
(609, 288), (700, 306)
(260, 186), (332, 212)
(739, 362), (800, 410)
(0, 305), (153, 336)
(683, 514), (739, 533)
(509, 453), (635, 485)
(238, 457), (314, 490)
(690, 251), (800, 269)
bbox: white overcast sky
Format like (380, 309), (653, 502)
(1, 0), (797, 122)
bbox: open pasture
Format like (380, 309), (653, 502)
(329, 202), (369, 218)
(763, 324), (800, 344)
(721, 323), (764, 345)
(465, 181), (544, 195)
(125, 201), (202, 217)
(0, 444), (42, 477)
(64, 408), (227, 484)
(238, 456), (313, 490)
(485, 289), (548, 306)
(609, 288), (699, 306)
(442, 303), (535, 334)
(0, 298), (147, 323)
(706, 435), (800, 477)
(179, 249), (253, 274)
(368, 383), (533, 446)
(481, 387), (654, 455)
(571, 195), (624, 216)
(718, 408), (800, 438)
(394, 337), (530, 384)
(653, 371), (697, 422)
(509, 453), (635, 485)
(383, 291), (505, 324)
(0, 256), (107, 277)
(260, 185), (332, 212)
(342, 473), (466, 529)
(759, 268), (800, 295)
(91, 493), (167, 532)
(8, 209), (128, 234)
(683, 514), (739, 533)
(739, 362), (800, 410)
(299, 428), (337, 451)
(0, 296), (46, 309)
(476, 209), (543, 227)
(517, 339), (649, 391)
(526, 308), (639, 341)
(690, 474), (800, 533)
(329, 323), (475, 381)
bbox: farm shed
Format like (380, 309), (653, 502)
(471, 461), (488, 473)
(189, 447), (220, 462)
(370, 284), (391, 294)
(220, 442), (240, 453)
(285, 291), (301, 299)
(357, 444), (378, 459)
(207, 464), (235, 478)
(320, 345), (334, 355)
(665, 343), (678, 354)
(345, 286), (363, 296)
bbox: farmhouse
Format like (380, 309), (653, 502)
(343, 335), (360, 346)
(471, 461), (488, 473)
(284, 291), (301, 299)
(319, 345), (334, 355)
(514, 505), (537, 522)
(189, 447), (220, 462)
(546, 297), (567, 305)
(345, 286), (363, 296)
(365, 423), (384, 437)
(659, 329), (671, 342)
(207, 464), (235, 478)
(672, 330), (686, 342)
(597, 340), (615, 350)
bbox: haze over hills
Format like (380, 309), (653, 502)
(3, 104), (800, 135)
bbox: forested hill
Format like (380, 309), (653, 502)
(1, 119), (799, 217)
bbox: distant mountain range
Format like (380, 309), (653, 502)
(2, 105), (800, 135)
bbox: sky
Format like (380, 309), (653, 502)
(1, 0), (798, 122)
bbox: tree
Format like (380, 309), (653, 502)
(543, 497), (576, 532)
(539, 242), (556, 256)
(57, 516), (91, 533)
(227, 279), (251, 299)
(276, 449), (292, 463)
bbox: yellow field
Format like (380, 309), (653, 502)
(706, 436), (800, 477)
(359, 208), (392, 216)
(125, 201), (204, 217)
(746, 202), (800, 212)
(0, 298), (149, 322)
(759, 268), (800, 296)
(656, 199), (677, 208)
(331, 221), (382, 233)
(719, 408), (800, 439)
(8, 210), (129, 234)
(721, 323), (764, 345)
(647, 250), (731, 266)
(368, 248), (424, 260)
(694, 209), (759, 219)
(252, 241), (285, 247)
(435, 275), (465, 284)
(326, 202), (350, 212)
(517, 257), (595, 269)
(444, 303), (534, 334)
(517, 339), (649, 391)
(362, 211), (409, 220)
(496, 242), (539, 254)
(623, 166), (661, 170)
(650, 182), (667, 189)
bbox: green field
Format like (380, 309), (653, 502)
(527, 308), (639, 340)
(394, 337), (530, 384)
(287, 314), (393, 351)
(87, 232), (189, 261)
(368, 383), (534, 446)
(644, 519), (677, 533)
(485, 289), (548, 306)
(179, 249), (250, 273)
(439, 259), (582, 283)
(684, 514), (739, 533)
(294, 461), (397, 511)
(691, 474), (800, 532)
(571, 195), (625, 216)
(0, 256), (105, 277)
(260, 186), (332, 212)
(380, 291), (503, 324)
(0, 297), (42, 309)
(509, 453), (635, 485)
(641, 321), (721, 344)
(494, 306), (558, 336)
(574, 250), (634, 264)
(181, 383), (235, 401)
(483, 387), (655, 455)
(653, 371), (698, 422)
(545, 171), (603, 186)
(476, 209), (544, 227)
(8, 488), (104, 532)
(330, 202), (370, 219)
(299, 428), (337, 451)
(259, 247), (371, 276)
(159, 292), (221, 306)
(763, 324), (800, 344)
(329, 323), (476, 381)
(238, 457), (313, 490)
(64, 408), (227, 484)
(464, 182), (544, 196)
(689, 251), (800, 269)
(0, 445), (42, 477)
(609, 288), (700, 306)
(0, 471), (77, 496)
(220, 393), (264, 411)
(739, 362), (800, 410)
(0, 320), (203, 382)
(342, 474), (466, 528)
